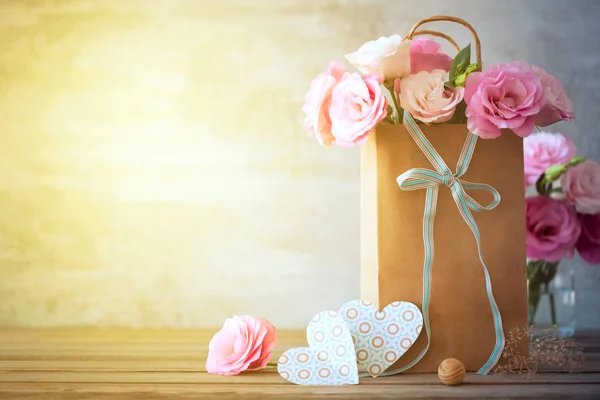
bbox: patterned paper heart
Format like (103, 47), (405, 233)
(277, 310), (359, 386)
(339, 300), (423, 377)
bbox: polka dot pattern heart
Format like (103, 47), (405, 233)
(339, 300), (423, 377)
(277, 310), (359, 386)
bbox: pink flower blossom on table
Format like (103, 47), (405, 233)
(302, 61), (346, 147)
(577, 213), (600, 265)
(561, 160), (600, 214)
(206, 315), (277, 376)
(400, 69), (464, 124)
(577, 214), (600, 265)
(329, 73), (387, 147)
(409, 38), (453, 74)
(523, 132), (578, 187)
(464, 62), (543, 139)
(345, 35), (411, 81)
(533, 66), (575, 127)
(525, 196), (581, 262)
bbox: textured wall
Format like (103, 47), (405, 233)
(0, 0), (599, 329)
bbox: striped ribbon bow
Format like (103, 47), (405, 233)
(382, 111), (505, 376)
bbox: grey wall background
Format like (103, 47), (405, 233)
(0, 0), (599, 329)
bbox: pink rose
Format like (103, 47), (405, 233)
(577, 213), (600, 265)
(561, 160), (600, 214)
(465, 62), (543, 139)
(523, 132), (578, 187)
(526, 196), (581, 262)
(329, 73), (387, 147)
(302, 61), (346, 147)
(410, 38), (453, 74)
(533, 66), (575, 127)
(400, 69), (464, 124)
(206, 315), (277, 376)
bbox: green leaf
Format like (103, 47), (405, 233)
(452, 62), (480, 88)
(569, 156), (587, 166)
(454, 73), (467, 87)
(449, 44), (471, 82)
(527, 260), (545, 282)
(544, 164), (568, 182)
(444, 80), (455, 89)
(465, 62), (479, 74)
(535, 173), (546, 195)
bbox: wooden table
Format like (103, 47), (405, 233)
(1, 329), (599, 399)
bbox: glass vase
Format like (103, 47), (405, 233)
(527, 261), (576, 338)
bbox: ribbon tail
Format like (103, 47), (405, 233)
(450, 186), (505, 375)
(380, 185), (438, 376)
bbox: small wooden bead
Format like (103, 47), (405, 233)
(438, 358), (466, 386)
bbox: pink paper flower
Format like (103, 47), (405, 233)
(561, 160), (600, 214)
(329, 73), (387, 147)
(577, 213), (600, 265)
(302, 61), (346, 147)
(526, 196), (581, 262)
(400, 69), (464, 124)
(533, 66), (575, 127)
(410, 38), (453, 74)
(206, 315), (277, 376)
(523, 132), (578, 187)
(464, 62), (543, 139)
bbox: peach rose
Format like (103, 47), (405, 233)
(329, 73), (387, 147)
(400, 69), (464, 124)
(206, 315), (277, 376)
(345, 35), (411, 81)
(302, 61), (346, 147)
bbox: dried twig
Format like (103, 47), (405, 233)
(493, 327), (585, 378)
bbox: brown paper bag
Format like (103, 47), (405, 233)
(360, 121), (528, 372)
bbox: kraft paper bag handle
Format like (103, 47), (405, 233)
(405, 15), (483, 70)
(405, 29), (461, 52)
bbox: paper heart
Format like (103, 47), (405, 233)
(277, 310), (359, 386)
(339, 300), (423, 377)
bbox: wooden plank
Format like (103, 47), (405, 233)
(0, 358), (598, 372)
(1, 370), (600, 384)
(1, 382), (600, 400)
(0, 329), (598, 399)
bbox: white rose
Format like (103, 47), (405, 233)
(345, 35), (411, 81)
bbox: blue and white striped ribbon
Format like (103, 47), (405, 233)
(381, 111), (504, 376)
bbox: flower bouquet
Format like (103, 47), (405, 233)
(524, 133), (600, 333)
(303, 18), (573, 145)
(302, 15), (576, 373)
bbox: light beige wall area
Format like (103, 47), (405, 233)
(1, 0), (599, 329)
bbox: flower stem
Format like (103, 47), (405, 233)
(528, 260), (560, 327)
(385, 83), (403, 123)
(527, 260), (545, 326)
(549, 292), (557, 326)
(384, 114), (396, 124)
(528, 292), (540, 326)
